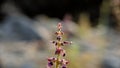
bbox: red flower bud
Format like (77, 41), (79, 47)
(63, 41), (69, 44)
(47, 58), (52, 61)
(47, 57), (56, 62)
(66, 61), (69, 64)
(62, 50), (66, 57)
(61, 59), (69, 65)
(63, 41), (72, 45)
(47, 61), (53, 68)
(63, 53), (66, 57)
(55, 42), (58, 46)
(51, 41), (56, 45)
(57, 36), (62, 41)
(57, 23), (62, 29)
(62, 65), (66, 68)
(55, 48), (62, 55)
(55, 31), (59, 35)
(61, 43), (64, 46)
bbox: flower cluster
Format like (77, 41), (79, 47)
(47, 23), (72, 68)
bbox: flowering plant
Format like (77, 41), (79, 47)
(47, 23), (72, 68)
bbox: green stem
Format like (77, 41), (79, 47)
(56, 54), (60, 68)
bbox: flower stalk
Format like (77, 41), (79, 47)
(47, 23), (72, 68)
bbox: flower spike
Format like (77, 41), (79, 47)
(47, 23), (72, 68)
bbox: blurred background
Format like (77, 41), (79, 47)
(0, 0), (120, 68)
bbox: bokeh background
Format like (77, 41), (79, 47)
(0, 0), (120, 68)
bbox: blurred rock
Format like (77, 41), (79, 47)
(101, 28), (120, 68)
(0, 1), (43, 41)
(0, 15), (42, 41)
(0, 42), (48, 68)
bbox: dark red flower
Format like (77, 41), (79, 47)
(55, 47), (62, 55)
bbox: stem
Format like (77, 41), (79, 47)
(56, 40), (61, 68)
(56, 54), (60, 68)
(55, 25), (62, 68)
